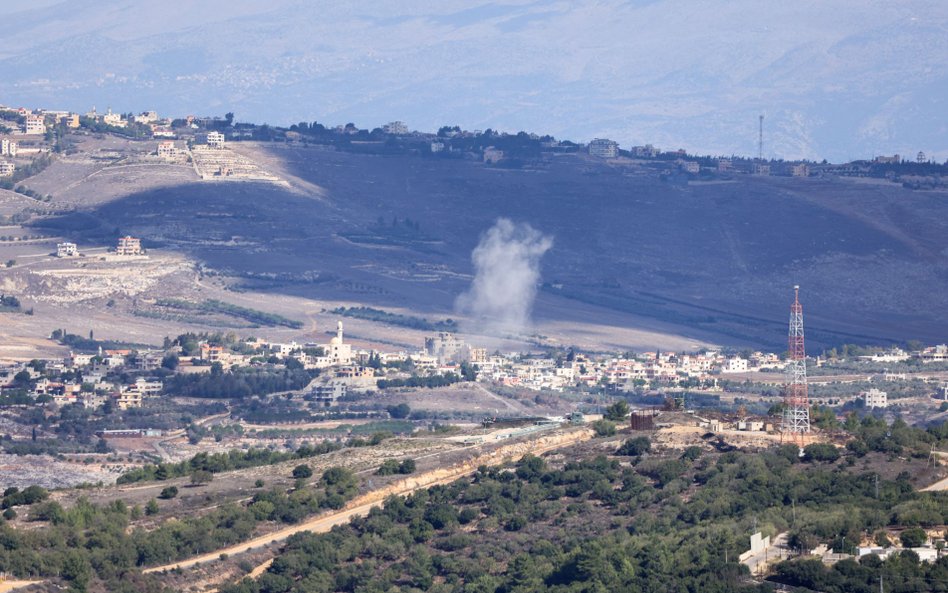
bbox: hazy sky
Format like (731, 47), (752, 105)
(1, 0), (945, 162)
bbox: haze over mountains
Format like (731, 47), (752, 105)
(1, 0), (946, 163)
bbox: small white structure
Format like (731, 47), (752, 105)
(588, 138), (619, 158)
(863, 388), (888, 409)
(0, 160), (13, 177)
(57, 242), (78, 257)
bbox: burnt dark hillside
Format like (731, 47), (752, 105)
(36, 148), (948, 348)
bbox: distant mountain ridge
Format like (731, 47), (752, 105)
(0, 1), (946, 163)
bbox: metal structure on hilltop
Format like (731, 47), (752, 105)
(758, 114), (764, 161)
(782, 285), (810, 440)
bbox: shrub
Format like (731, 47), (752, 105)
(387, 403), (411, 419)
(616, 437), (651, 456)
(292, 464), (313, 479)
(803, 443), (840, 463)
(191, 470), (214, 485)
(592, 419), (617, 437)
(158, 486), (178, 499)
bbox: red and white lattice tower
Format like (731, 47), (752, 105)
(782, 285), (810, 440)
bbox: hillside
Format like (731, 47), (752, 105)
(23, 139), (948, 350)
(0, 1), (946, 161)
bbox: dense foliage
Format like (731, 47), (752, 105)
(330, 306), (457, 332)
(377, 374), (463, 390)
(163, 366), (318, 398)
(0, 467), (360, 593)
(219, 446), (948, 593)
(117, 441), (344, 484)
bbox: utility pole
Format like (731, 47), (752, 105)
(758, 114), (764, 161)
(875, 473), (880, 499)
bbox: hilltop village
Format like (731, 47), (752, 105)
(2, 104), (946, 188)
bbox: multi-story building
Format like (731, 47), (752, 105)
(60, 113), (80, 128)
(311, 381), (347, 407)
(1, 138), (17, 157)
(115, 235), (142, 255)
(425, 332), (465, 363)
(0, 161), (13, 177)
(156, 141), (177, 158)
(199, 343), (225, 363)
(679, 160), (699, 174)
(206, 131), (225, 148)
(25, 114), (46, 135)
(57, 242), (78, 257)
(791, 163), (810, 177)
(588, 138), (619, 158)
(721, 357), (749, 373)
(863, 388), (888, 409)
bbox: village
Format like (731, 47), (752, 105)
(2, 103), (945, 189)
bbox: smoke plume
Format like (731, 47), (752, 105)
(455, 218), (553, 336)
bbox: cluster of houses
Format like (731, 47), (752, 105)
(4, 318), (948, 412)
(1, 350), (164, 410)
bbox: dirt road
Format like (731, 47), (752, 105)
(144, 426), (593, 574)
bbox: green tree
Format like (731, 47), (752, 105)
(387, 403), (411, 419)
(158, 486), (178, 499)
(616, 436), (651, 456)
(900, 527), (928, 548)
(592, 419), (617, 437)
(190, 470), (214, 486)
(292, 464), (313, 479)
(604, 400), (630, 422)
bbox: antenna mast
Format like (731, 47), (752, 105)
(782, 285), (810, 444)
(758, 114), (764, 161)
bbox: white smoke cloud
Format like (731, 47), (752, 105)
(455, 218), (553, 336)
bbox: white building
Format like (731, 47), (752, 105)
(679, 160), (700, 173)
(318, 322), (352, 367)
(102, 109), (124, 127)
(206, 131), (225, 148)
(0, 161), (13, 177)
(863, 388), (888, 409)
(1, 138), (17, 157)
(383, 121), (408, 135)
(57, 242), (78, 257)
(425, 332), (465, 363)
(721, 357), (749, 373)
(588, 138), (619, 158)
(430, 141), (445, 153)
(25, 114), (45, 135)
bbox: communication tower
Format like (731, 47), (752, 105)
(782, 285), (810, 442)
(758, 114), (764, 161)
